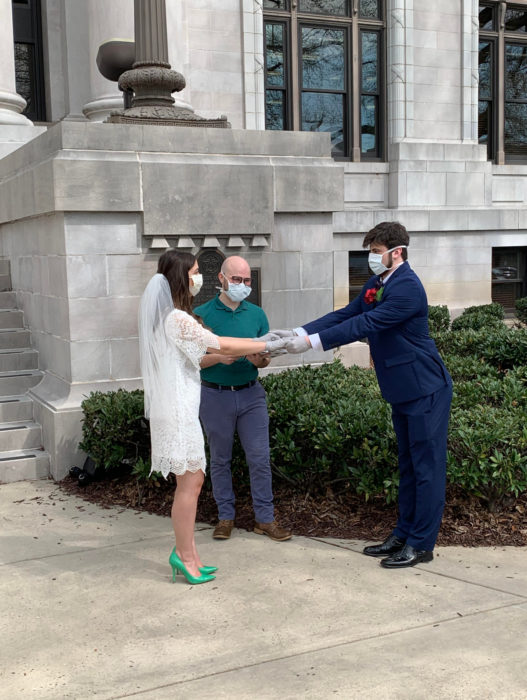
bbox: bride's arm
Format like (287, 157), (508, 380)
(208, 337), (266, 356)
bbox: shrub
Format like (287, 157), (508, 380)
(434, 327), (527, 369)
(79, 389), (150, 472)
(516, 297), (527, 325)
(451, 311), (503, 332)
(428, 305), (450, 336)
(260, 362), (398, 501)
(461, 303), (505, 319)
(447, 406), (527, 511)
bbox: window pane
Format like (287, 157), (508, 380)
(349, 252), (370, 301)
(478, 100), (491, 144)
(505, 8), (527, 32)
(263, 0), (288, 9)
(505, 44), (527, 99)
(361, 32), (378, 92)
(301, 27), (345, 90)
(479, 4), (494, 30)
(478, 40), (492, 99)
(505, 103), (527, 154)
(361, 95), (377, 154)
(266, 90), (285, 129)
(266, 24), (285, 87)
(359, 0), (380, 19)
(299, 0), (347, 16)
(14, 42), (34, 115)
(301, 91), (344, 154)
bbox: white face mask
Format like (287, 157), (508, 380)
(222, 273), (251, 302)
(189, 273), (203, 297)
(368, 246), (407, 276)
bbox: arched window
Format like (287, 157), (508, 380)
(263, 0), (385, 161)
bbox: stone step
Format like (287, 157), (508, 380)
(0, 292), (16, 309)
(0, 329), (31, 349)
(0, 448), (50, 483)
(0, 421), (42, 451)
(0, 274), (11, 292)
(0, 310), (24, 329)
(0, 370), (42, 396)
(0, 348), (38, 372)
(0, 395), (34, 422)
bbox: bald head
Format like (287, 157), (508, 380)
(221, 256), (251, 278)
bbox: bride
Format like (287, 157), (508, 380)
(139, 251), (285, 585)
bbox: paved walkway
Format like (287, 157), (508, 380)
(1, 480), (526, 700)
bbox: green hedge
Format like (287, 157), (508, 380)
(79, 317), (527, 510)
(516, 297), (527, 326)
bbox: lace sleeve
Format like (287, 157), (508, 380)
(165, 310), (220, 368)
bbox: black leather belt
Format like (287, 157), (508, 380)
(201, 379), (257, 391)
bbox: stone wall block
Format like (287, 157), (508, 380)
(446, 173), (485, 206)
(53, 155), (141, 212)
(66, 255), (107, 298)
(142, 162), (273, 237)
(69, 297), (140, 341)
(110, 338), (141, 380)
(273, 213), (333, 252)
(70, 340), (111, 382)
(260, 252), (301, 291)
(107, 255), (158, 297)
(274, 164), (343, 212)
(64, 213), (142, 255)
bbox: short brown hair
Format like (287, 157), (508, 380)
(363, 221), (409, 261)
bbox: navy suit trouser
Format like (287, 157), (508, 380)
(391, 381), (453, 551)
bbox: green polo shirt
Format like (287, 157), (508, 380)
(194, 294), (269, 386)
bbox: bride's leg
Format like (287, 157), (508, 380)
(172, 470), (204, 577)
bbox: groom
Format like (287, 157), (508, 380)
(268, 222), (452, 568)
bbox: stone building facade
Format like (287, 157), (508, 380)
(0, 0), (526, 480)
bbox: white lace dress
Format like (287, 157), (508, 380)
(149, 309), (220, 477)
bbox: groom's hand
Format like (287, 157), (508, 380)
(256, 332), (281, 343)
(269, 329), (297, 338)
(285, 336), (311, 354)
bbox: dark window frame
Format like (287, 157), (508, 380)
(263, 0), (386, 162)
(11, 0), (46, 122)
(479, 0), (527, 163)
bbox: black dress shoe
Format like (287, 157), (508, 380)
(380, 544), (433, 568)
(363, 534), (406, 558)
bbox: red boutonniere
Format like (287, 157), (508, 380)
(364, 284), (384, 305)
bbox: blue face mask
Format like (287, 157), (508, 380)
(222, 274), (251, 302)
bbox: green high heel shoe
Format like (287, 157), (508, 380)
(199, 565), (218, 574)
(168, 549), (215, 585)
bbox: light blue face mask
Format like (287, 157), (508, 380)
(222, 273), (251, 302)
(368, 246), (407, 276)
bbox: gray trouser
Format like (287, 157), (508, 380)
(199, 381), (274, 523)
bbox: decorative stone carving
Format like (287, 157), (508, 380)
(108, 0), (230, 127)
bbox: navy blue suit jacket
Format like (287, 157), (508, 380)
(303, 262), (451, 405)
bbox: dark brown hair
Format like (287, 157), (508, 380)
(157, 250), (196, 316)
(362, 221), (409, 261)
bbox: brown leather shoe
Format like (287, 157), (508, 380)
(254, 520), (292, 542)
(213, 519), (234, 539)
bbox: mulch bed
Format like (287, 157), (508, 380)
(59, 473), (527, 547)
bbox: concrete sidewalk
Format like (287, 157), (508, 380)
(1, 480), (526, 700)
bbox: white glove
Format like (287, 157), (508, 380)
(285, 336), (311, 354)
(256, 332), (282, 343)
(265, 337), (288, 355)
(269, 329), (298, 338)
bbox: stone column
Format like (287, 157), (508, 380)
(111, 0), (229, 126)
(82, 0), (134, 121)
(0, 0), (32, 125)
